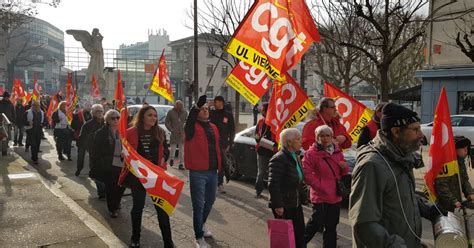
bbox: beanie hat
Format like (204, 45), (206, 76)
(2, 91), (10, 98)
(381, 103), (420, 130)
(454, 136), (471, 149)
(214, 95), (225, 102)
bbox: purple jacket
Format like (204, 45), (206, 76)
(302, 143), (349, 204)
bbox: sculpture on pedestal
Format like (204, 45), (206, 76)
(66, 28), (105, 92)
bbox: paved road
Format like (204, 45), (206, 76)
(11, 129), (442, 248)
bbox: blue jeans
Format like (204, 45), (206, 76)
(189, 170), (218, 239)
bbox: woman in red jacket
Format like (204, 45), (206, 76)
(124, 106), (173, 248)
(302, 124), (349, 248)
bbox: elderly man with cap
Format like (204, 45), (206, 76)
(209, 95), (235, 194)
(165, 100), (188, 170)
(302, 97), (351, 151)
(357, 102), (387, 148)
(0, 91), (15, 155)
(350, 103), (441, 247)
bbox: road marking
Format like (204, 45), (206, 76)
(8, 173), (36, 179)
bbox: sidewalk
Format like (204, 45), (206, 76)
(0, 150), (115, 247)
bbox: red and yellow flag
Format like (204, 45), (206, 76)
(66, 73), (77, 124)
(118, 108), (184, 215)
(91, 75), (101, 99)
(225, 61), (272, 105)
(424, 87), (458, 200)
(31, 77), (40, 101)
(226, 0), (320, 81)
(265, 74), (314, 142)
(114, 70), (125, 110)
(150, 49), (174, 102)
(324, 82), (374, 144)
(47, 93), (59, 125)
(11, 79), (28, 105)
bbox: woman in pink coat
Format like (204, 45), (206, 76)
(302, 124), (349, 248)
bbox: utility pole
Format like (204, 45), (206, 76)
(193, 0), (199, 103)
(300, 54), (306, 91)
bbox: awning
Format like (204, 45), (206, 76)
(388, 85), (421, 101)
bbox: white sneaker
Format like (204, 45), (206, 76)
(217, 185), (226, 194)
(203, 225), (213, 238)
(195, 238), (209, 248)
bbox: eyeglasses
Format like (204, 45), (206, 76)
(110, 117), (120, 120)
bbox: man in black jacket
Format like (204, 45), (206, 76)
(13, 99), (26, 146)
(76, 104), (104, 176)
(209, 95), (235, 193)
(0, 91), (15, 155)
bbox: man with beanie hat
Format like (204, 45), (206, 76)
(357, 102), (386, 148)
(350, 103), (440, 247)
(184, 95), (223, 248)
(209, 95), (234, 194)
(435, 136), (474, 211)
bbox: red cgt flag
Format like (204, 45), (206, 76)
(66, 73), (77, 124)
(424, 87), (458, 200)
(225, 60), (272, 106)
(226, 0), (320, 81)
(265, 73), (314, 142)
(32, 77), (40, 101)
(149, 49), (174, 102)
(115, 70), (125, 110)
(324, 81), (373, 144)
(47, 93), (59, 125)
(118, 108), (184, 215)
(91, 75), (101, 99)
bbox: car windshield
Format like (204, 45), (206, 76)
(155, 106), (173, 124)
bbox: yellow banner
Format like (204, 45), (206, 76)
(282, 99), (315, 130)
(436, 160), (460, 178)
(225, 73), (260, 105)
(227, 38), (285, 81)
(150, 84), (174, 103)
(348, 109), (374, 142)
(149, 193), (175, 216)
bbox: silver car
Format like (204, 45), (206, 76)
(421, 114), (474, 147)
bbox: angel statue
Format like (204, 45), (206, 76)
(66, 28), (105, 87)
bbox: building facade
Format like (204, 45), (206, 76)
(416, 0), (474, 123)
(8, 16), (64, 94)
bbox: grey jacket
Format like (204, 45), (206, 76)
(350, 131), (431, 248)
(165, 107), (188, 144)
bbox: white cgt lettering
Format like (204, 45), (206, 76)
(335, 97), (353, 131)
(251, 2), (307, 63)
(240, 61), (270, 90)
(130, 159), (158, 189)
(162, 180), (177, 195)
(271, 83), (297, 128)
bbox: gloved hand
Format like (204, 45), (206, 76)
(197, 95), (207, 108)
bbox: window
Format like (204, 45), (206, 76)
(221, 65), (228, 77)
(292, 70), (297, 78)
(451, 116), (463, 126)
(458, 91), (474, 114)
(175, 48), (181, 59)
(461, 117), (474, 126)
(207, 49), (213, 58)
(206, 86), (214, 98)
(206, 65), (213, 77)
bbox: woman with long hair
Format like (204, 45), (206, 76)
(120, 105), (173, 248)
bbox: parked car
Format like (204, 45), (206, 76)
(127, 104), (173, 142)
(228, 122), (356, 197)
(421, 114), (474, 148)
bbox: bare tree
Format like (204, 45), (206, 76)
(454, 10), (474, 62)
(308, 1), (370, 93)
(315, 0), (468, 101)
(186, 0), (253, 124)
(1, 0), (59, 89)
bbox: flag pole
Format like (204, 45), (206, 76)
(142, 87), (151, 104)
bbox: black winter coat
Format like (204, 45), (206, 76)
(14, 104), (26, 126)
(209, 108), (235, 148)
(89, 125), (120, 181)
(268, 149), (305, 209)
(78, 118), (103, 149)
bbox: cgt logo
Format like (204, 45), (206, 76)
(239, 61), (270, 90)
(251, 2), (307, 66)
(335, 97), (353, 131)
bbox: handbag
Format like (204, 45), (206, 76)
(323, 158), (348, 198)
(267, 218), (296, 248)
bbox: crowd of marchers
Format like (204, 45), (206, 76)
(1, 91), (474, 248)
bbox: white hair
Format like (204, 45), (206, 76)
(315, 125), (333, 137)
(91, 104), (103, 115)
(280, 128), (301, 149)
(104, 109), (120, 124)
